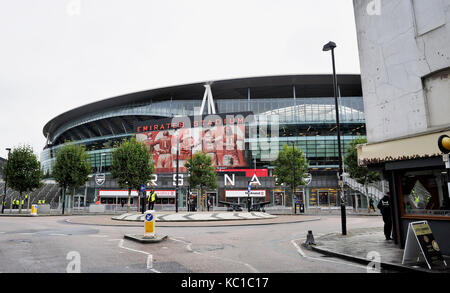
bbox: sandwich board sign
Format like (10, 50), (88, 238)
(402, 221), (447, 269)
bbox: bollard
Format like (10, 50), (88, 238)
(304, 230), (316, 246)
(31, 204), (38, 216)
(144, 210), (156, 238)
(300, 203), (305, 213)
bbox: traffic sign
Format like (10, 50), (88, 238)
(141, 184), (146, 193)
(144, 211), (155, 237)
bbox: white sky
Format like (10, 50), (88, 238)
(0, 0), (360, 159)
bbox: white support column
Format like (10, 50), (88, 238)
(199, 88), (208, 115)
(206, 84), (216, 114)
(198, 84), (216, 115)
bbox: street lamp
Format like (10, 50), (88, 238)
(323, 41), (347, 235)
(175, 134), (179, 213)
(1, 148), (11, 214)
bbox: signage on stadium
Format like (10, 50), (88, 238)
(135, 112), (254, 173)
(217, 168), (268, 177)
(98, 189), (176, 198)
(225, 190), (266, 198)
(135, 112), (253, 133)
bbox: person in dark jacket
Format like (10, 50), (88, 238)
(377, 192), (392, 240)
(369, 198), (375, 212)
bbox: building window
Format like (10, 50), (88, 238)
(400, 169), (450, 217)
(423, 68), (450, 128)
(412, 0), (445, 36)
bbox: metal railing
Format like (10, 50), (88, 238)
(342, 173), (387, 201)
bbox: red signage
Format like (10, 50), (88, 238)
(217, 169), (268, 177)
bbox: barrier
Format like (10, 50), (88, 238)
(89, 204), (105, 213)
(37, 204), (51, 214)
(144, 210), (155, 238)
(31, 205), (37, 216)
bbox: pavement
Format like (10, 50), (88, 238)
(66, 213), (321, 227)
(309, 227), (450, 273)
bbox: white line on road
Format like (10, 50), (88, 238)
(118, 239), (160, 273)
(49, 233), (67, 236)
(290, 238), (368, 270)
(170, 237), (259, 273)
(290, 239), (307, 257)
(18, 233), (35, 235)
(107, 239), (123, 242)
(89, 235), (109, 238)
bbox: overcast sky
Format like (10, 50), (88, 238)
(0, 0), (360, 159)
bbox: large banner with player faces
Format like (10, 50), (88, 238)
(135, 113), (250, 173)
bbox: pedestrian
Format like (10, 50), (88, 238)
(369, 198), (375, 212)
(148, 190), (156, 210)
(188, 195), (192, 212)
(377, 192), (392, 240)
(121, 200), (124, 208)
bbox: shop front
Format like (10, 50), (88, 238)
(358, 132), (450, 254)
(385, 158), (450, 254)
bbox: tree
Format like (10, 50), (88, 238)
(273, 144), (309, 212)
(111, 138), (155, 213)
(3, 145), (43, 213)
(53, 143), (91, 214)
(344, 137), (380, 212)
(184, 152), (217, 211)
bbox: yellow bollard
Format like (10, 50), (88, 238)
(31, 204), (38, 216)
(144, 210), (155, 238)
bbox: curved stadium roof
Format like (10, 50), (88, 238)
(43, 74), (362, 146)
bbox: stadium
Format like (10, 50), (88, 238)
(38, 74), (375, 211)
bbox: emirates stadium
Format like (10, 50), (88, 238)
(41, 74), (370, 211)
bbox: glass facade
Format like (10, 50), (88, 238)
(42, 96), (365, 172)
(41, 77), (367, 209)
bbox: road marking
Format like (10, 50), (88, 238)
(170, 237), (193, 252)
(290, 239), (307, 257)
(118, 239), (160, 273)
(89, 235), (108, 238)
(49, 233), (67, 236)
(0, 232), (6, 234)
(290, 238), (368, 270)
(170, 237), (259, 273)
(107, 239), (123, 242)
(19, 233), (35, 235)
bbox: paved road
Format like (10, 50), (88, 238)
(0, 215), (386, 273)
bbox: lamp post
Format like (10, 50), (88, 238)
(323, 41), (346, 235)
(175, 134), (179, 213)
(1, 148), (11, 214)
(292, 143), (296, 214)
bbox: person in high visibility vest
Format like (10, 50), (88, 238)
(148, 190), (157, 210)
